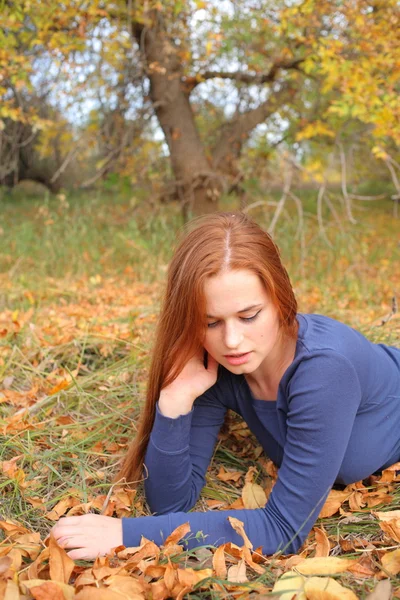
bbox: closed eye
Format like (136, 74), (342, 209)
(207, 310), (261, 328)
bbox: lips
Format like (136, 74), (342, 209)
(224, 351), (252, 366)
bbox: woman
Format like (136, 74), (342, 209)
(52, 212), (400, 560)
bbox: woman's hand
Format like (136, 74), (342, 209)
(158, 351), (218, 418)
(51, 514), (123, 560)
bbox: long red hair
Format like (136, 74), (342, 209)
(115, 212), (297, 485)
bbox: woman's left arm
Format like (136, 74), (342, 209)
(123, 351), (362, 554)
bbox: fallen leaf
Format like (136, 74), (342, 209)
(319, 490), (351, 518)
(45, 497), (80, 521)
(104, 574), (146, 597)
(163, 522), (190, 546)
(1, 579), (20, 599)
(242, 481), (267, 509)
(150, 579), (169, 600)
(347, 555), (376, 578)
(27, 581), (75, 600)
(176, 567), (212, 587)
(295, 556), (356, 575)
(373, 510), (400, 543)
(365, 579), (393, 600)
(227, 517), (253, 549)
(49, 534), (75, 584)
(164, 562), (176, 591)
(304, 576), (358, 599)
(314, 527), (330, 557)
(75, 588), (134, 599)
(216, 467), (242, 483)
(48, 379), (70, 395)
(227, 559), (247, 583)
(0, 520), (30, 538)
(226, 498), (245, 510)
(212, 544), (227, 579)
(272, 570), (306, 600)
(381, 547), (400, 576)
(242, 547), (265, 575)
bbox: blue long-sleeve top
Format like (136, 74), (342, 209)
(122, 314), (400, 554)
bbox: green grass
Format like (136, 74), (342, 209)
(0, 190), (399, 598)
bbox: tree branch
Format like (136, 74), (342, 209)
(211, 84), (295, 174)
(183, 58), (304, 92)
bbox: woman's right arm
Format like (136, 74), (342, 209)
(143, 354), (227, 514)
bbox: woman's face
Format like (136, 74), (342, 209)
(203, 269), (281, 375)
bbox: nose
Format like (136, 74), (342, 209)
(224, 322), (243, 350)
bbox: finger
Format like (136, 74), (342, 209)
(53, 516), (87, 527)
(52, 524), (83, 537)
(56, 535), (84, 548)
(67, 547), (99, 561)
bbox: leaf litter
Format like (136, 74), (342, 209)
(1, 246), (400, 598)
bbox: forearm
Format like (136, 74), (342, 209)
(144, 403), (204, 513)
(122, 501), (302, 554)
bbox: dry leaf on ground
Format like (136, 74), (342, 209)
(313, 527), (330, 557)
(372, 510), (400, 543)
(304, 576), (358, 599)
(242, 481), (267, 508)
(294, 556), (357, 575)
(212, 545), (227, 579)
(365, 579), (393, 600)
(22, 580), (75, 600)
(272, 570), (306, 600)
(227, 517), (253, 549)
(49, 534), (75, 584)
(227, 559), (247, 583)
(381, 547), (400, 576)
(163, 523), (190, 547)
(319, 490), (351, 518)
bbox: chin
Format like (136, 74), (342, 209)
(223, 362), (257, 375)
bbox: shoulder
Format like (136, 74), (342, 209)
(297, 313), (365, 351)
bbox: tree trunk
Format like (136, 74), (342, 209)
(132, 17), (294, 215)
(133, 23), (220, 215)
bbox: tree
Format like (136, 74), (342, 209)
(1, 1), (399, 213)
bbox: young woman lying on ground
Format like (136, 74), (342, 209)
(52, 212), (400, 560)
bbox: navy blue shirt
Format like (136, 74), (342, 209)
(122, 314), (400, 553)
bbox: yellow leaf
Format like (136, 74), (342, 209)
(104, 574), (146, 596)
(22, 580), (75, 600)
(212, 544), (227, 579)
(272, 570), (306, 600)
(75, 588), (132, 599)
(314, 527), (330, 557)
(381, 547), (400, 576)
(1, 579), (20, 599)
(295, 556), (356, 575)
(177, 567), (213, 587)
(163, 522), (190, 546)
(217, 466), (242, 483)
(319, 490), (351, 518)
(45, 497), (80, 521)
(304, 576), (358, 599)
(49, 535), (75, 584)
(372, 510), (400, 543)
(242, 481), (267, 509)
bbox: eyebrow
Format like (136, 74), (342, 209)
(206, 304), (262, 319)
